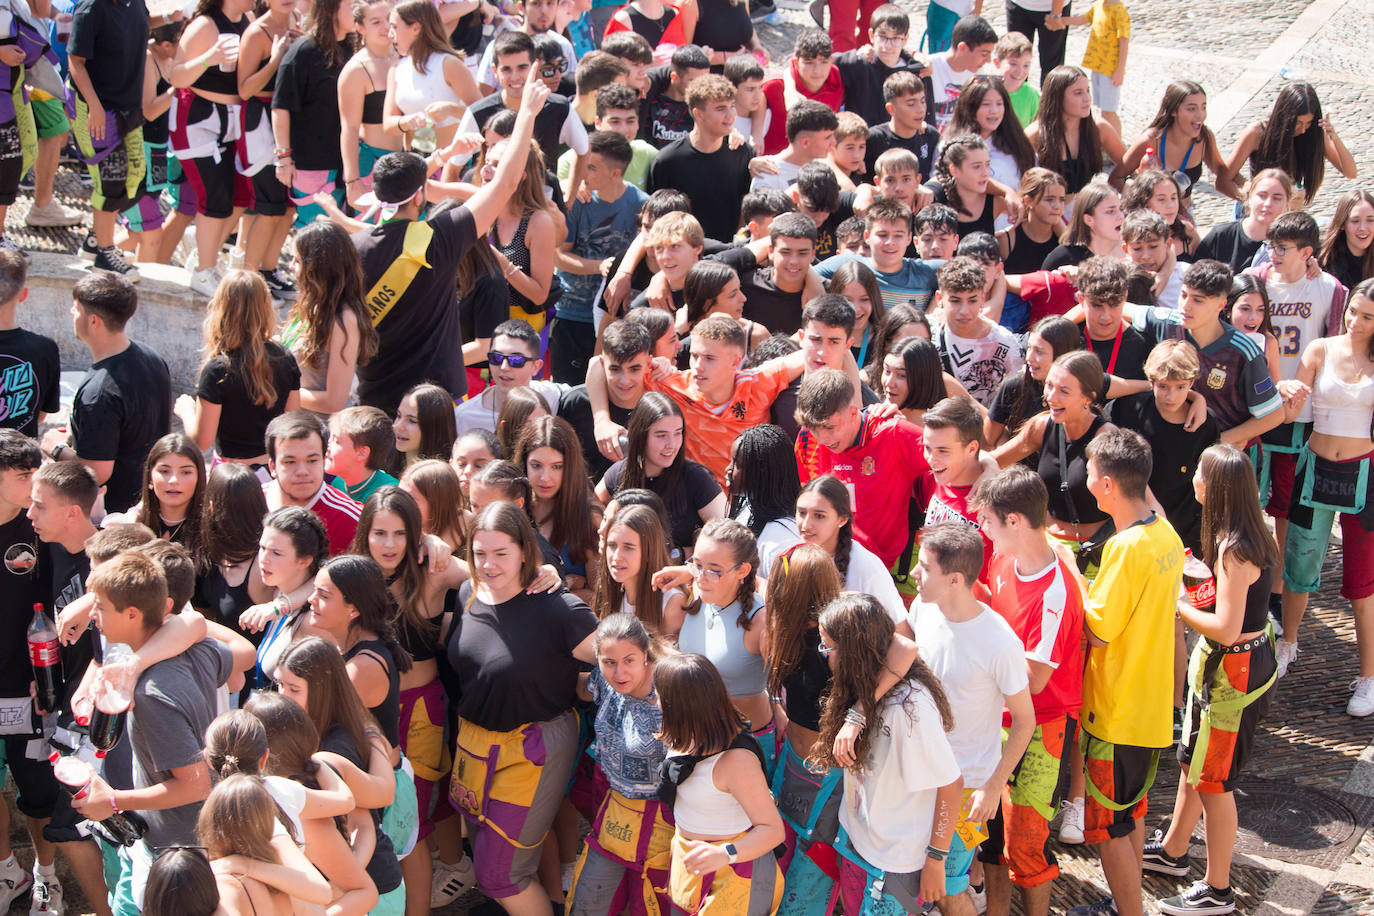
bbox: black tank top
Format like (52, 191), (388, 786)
(957, 193), (996, 239)
(1003, 224), (1060, 274)
(491, 210), (538, 315)
(624, 4), (677, 46)
(1037, 414), (1111, 527)
(397, 607), (440, 664)
(362, 90), (386, 125)
(1060, 140), (1093, 194)
(344, 638), (402, 748)
(1238, 562), (1274, 635)
(782, 630), (830, 732)
(192, 9), (248, 97)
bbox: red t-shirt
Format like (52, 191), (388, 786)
(1017, 270), (1077, 326)
(264, 481), (362, 557)
(988, 552), (1084, 725)
(795, 412), (930, 568)
(923, 479), (993, 584)
(759, 62), (846, 156)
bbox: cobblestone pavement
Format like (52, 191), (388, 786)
(15, 2), (1374, 915)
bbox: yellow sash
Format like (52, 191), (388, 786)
(364, 220), (434, 327)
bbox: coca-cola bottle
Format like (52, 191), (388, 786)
(87, 644), (135, 757)
(28, 604), (63, 713)
(49, 751), (147, 847)
(1182, 549), (1216, 613)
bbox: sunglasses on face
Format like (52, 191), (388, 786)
(539, 60), (567, 78)
(488, 350), (533, 368)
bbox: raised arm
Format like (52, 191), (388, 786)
(463, 77), (552, 235)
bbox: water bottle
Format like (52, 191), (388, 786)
(411, 116), (438, 155)
(1142, 146), (1161, 170)
(28, 604), (63, 714)
(1181, 549), (1216, 614)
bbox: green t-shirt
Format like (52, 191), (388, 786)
(330, 469), (398, 505)
(558, 140), (656, 190)
(1008, 82), (1040, 129)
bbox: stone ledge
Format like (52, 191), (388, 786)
(22, 252), (206, 392)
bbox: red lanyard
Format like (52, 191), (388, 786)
(1104, 322), (1125, 375)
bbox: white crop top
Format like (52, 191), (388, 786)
(670, 752), (753, 836)
(1312, 355), (1374, 437)
(393, 54), (462, 118)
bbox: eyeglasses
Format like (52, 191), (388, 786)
(539, 60), (567, 77)
(1272, 244), (1301, 256)
(817, 638), (836, 658)
(487, 350), (532, 368)
(873, 33), (905, 46)
(688, 559), (741, 585)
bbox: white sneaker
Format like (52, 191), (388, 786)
(1349, 677), (1374, 717)
(30, 869), (61, 916)
(430, 855), (476, 908)
(968, 883), (987, 914)
(25, 199), (83, 227)
(1058, 796), (1085, 845)
(190, 267), (220, 298)
(0, 859), (31, 913)
(1275, 640), (1299, 679)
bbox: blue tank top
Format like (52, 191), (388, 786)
(677, 593), (766, 697)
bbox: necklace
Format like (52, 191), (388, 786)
(160, 514), (186, 542)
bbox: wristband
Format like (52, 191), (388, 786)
(925, 845), (948, 861)
(843, 705), (867, 728)
(110, 794), (122, 816)
(200, 56), (211, 69)
(273, 595), (291, 617)
(50, 443), (66, 459)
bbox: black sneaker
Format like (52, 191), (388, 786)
(93, 246), (141, 282)
(1067, 898), (1118, 916)
(78, 231), (99, 261)
(1143, 831), (1191, 877)
(17, 169), (33, 191)
(260, 267), (297, 301)
(1158, 881), (1236, 916)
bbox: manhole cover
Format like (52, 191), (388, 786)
(1232, 776), (1374, 868)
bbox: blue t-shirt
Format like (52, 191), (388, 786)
(816, 252), (940, 313)
(588, 666), (667, 800)
(557, 185), (649, 323)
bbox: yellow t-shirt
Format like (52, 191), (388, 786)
(1081, 0), (1131, 77)
(1081, 513), (1182, 748)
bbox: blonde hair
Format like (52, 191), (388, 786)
(835, 111), (868, 142)
(647, 211), (705, 249)
(1144, 339), (1200, 382)
(203, 270), (279, 407)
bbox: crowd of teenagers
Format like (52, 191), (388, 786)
(0, 0), (1371, 915)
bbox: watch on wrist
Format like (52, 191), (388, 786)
(723, 843), (739, 865)
(50, 444), (66, 459)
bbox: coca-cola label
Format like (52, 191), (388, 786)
(28, 637), (60, 667)
(1186, 577), (1216, 609)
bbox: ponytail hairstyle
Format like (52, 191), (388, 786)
(318, 554), (414, 674)
(689, 518), (759, 628)
(469, 459), (534, 516)
(350, 486), (430, 648)
(934, 134), (989, 217)
(1224, 273), (1276, 339)
(810, 594), (953, 771)
(764, 544), (842, 697)
(204, 709), (268, 779)
(245, 691), (350, 840)
(798, 475), (854, 578)
(262, 506), (331, 578)
(592, 504), (672, 634)
(594, 611), (672, 666)
(1049, 349), (1106, 415)
(202, 270), (280, 408)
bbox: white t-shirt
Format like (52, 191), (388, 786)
(1260, 269), (1346, 421)
(847, 541), (907, 624)
(936, 321), (1025, 407)
(749, 158), (804, 192)
(264, 775), (308, 844)
(453, 381), (565, 435)
(756, 517), (803, 580)
(904, 600), (1029, 785)
(840, 682), (961, 873)
(929, 53), (978, 131)
(1157, 261), (1187, 311)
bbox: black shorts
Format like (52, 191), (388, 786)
(250, 166), (289, 217)
(3, 736), (60, 821)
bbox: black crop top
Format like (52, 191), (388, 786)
(1037, 414), (1110, 528)
(344, 638), (401, 748)
(1239, 563), (1274, 635)
(783, 630), (831, 732)
(362, 90), (386, 125)
(192, 9), (247, 97)
(397, 605), (440, 664)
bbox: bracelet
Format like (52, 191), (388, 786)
(273, 595), (292, 617)
(50, 443), (66, 460)
(843, 705), (867, 728)
(504, 264), (519, 278)
(345, 177), (362, 185)
(926, 845), (948, 861)
(110, 794), (122, 816)
(200, 56), (211, 69)
(274, 147), (292, 156)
